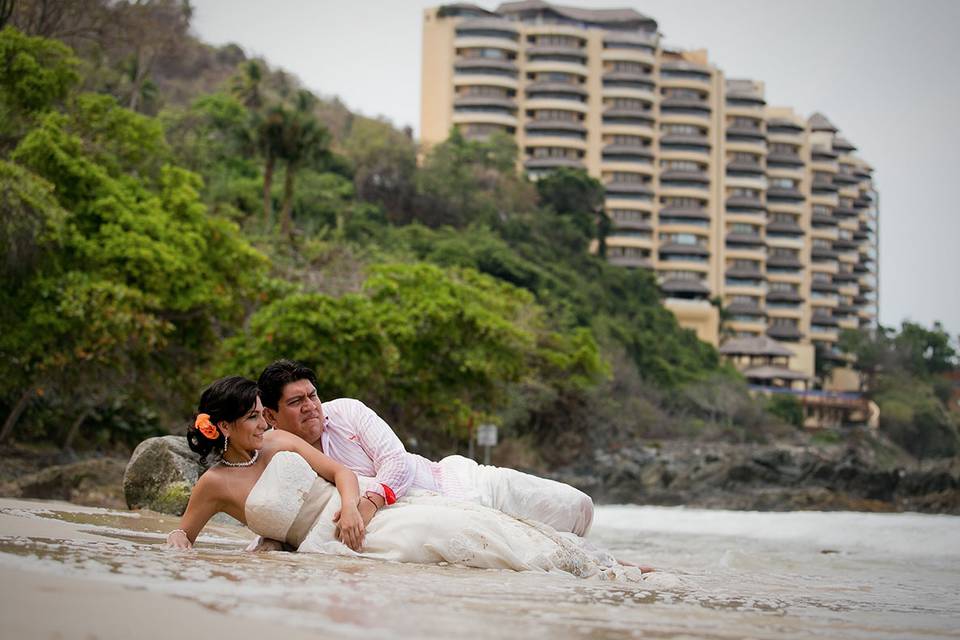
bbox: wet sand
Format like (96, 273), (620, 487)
(2, 498), (959, 640)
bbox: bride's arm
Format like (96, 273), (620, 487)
(165, 475), (223, 549)
(274, 430), (365, 551)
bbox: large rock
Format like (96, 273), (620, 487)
(123, 435), (207, 514)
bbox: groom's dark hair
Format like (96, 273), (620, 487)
(258, 359), (319, 410)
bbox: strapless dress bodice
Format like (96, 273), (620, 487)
(244, 451), (337, 546)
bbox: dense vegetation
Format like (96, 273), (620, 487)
(1, 1), (957, 462)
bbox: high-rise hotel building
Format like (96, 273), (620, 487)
(420, 1), (879, 375)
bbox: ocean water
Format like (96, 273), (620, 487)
(1, 499), (958, 639)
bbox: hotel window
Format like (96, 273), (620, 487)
(611, 134), (647, 146)
(611, 61), (647, 74)
(532, 109), (578, 122)
(662, 160), (700, 171)
(609, 171), (647, 183)
(662, 124), (700, 135)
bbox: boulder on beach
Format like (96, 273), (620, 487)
(123, 435), (207, 514)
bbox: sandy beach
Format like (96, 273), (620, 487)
(2, 497), (959, 640)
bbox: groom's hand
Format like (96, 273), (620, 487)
(357, 493), (383, 527)
(333, 503), (365, 551)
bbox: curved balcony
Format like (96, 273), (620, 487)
(659, 242), (709, 257)
(602, 143), (654, 163)
(811, 279), (840, 294)
(811, 146), (839, 162)
(525, 60), (589, 77)
(604, 182), (654, 199)
(725, 195), (765, 211)
(660, 133), (711, 152)
(766, 151), (804, 168)
(726, 122), (766, 141)
(725, 93), (766, 109)
(834, 172), (860, 186)
(766, 254), (803, 270)
(766, 290), (803, 304)
(833, 237), (858, 251)
(766, 119), (805, 135)
(765, 220), (804, 235)
(812, 210), (837, 226)
(526, 43), (586, 57)
(726, 158), (765, 175)
(833, 136), (857, 153)
(726, 232), (765, 247)
(833, 202), (857, 218)
(726, 265), (765, 279)
(611, 217), (653, 232)
(767, 324), (803, 341)
(660, 61), (712, 86)
(766, 186), (804, 202)
(727, 301), (766, 317)
(661, 96), (711, 115)
(455, 18), (520, 40)
(452, 111), (517, 128)
(810, 313), (839, 327)
(659, 205), (709, 222)
(525, 120), (586, 135)
(602, 70), (655, 89)
(453, 96), (517, 111)
(811, 176), (839, 193)
(660, 278), (711, 298)
(524, 156), (584, 171)
(833, 271), (858, 283)
(603, 106), (655, 125)
(525, 81), (587, 99)
(454, 58), (518, 75)
(660, 169), (710, 185)
(812, 245), (840, 260)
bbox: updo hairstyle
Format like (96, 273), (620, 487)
(186, 376), (259, 462)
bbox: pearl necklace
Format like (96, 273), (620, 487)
(220, 448), (260, 468)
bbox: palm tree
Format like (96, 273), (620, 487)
(231, 60), (263, 110)
(256, 104), (287, 225)
(276, 91), (330, 236)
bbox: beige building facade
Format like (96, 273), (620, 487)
(421, 1), (879, 381)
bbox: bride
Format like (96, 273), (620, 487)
(166, 376), (643, 577)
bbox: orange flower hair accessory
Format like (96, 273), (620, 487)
(194, 413), (219, 440)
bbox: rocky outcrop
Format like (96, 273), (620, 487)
(0, 458), (127, 509)
(552, 437), (960, 514)
(122, 435), (209, 514)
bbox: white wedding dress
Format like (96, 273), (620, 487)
(244, 451), (635, 578)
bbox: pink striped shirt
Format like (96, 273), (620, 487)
(320, 398), (442, 501)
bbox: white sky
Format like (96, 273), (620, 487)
(190, 0), (960, 338)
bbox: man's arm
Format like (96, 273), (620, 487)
(345, 399), (415, 503)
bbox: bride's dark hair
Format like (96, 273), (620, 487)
(186, 376), (259, 462)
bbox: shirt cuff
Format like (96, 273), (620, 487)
(378, 483), (397, 505)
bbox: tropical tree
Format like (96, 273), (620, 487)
(256, 103), (287, 224)
(276, 90), (330, 235)
(231, 59), (263, 110)
(535, 167), (606, 250)
(0, 86), (267, 443)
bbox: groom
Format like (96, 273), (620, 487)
(258, 359), (594, 536)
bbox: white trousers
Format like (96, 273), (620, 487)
(436, 455), (594, 537)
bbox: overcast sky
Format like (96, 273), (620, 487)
(191, 0), (960, 338)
